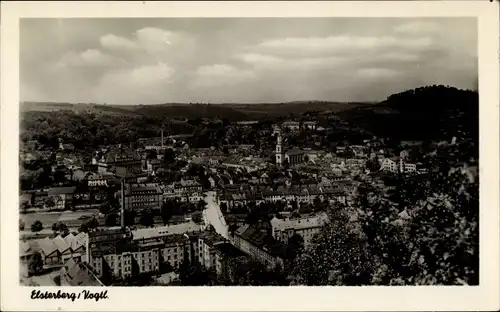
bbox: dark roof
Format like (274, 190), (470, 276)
(235, 225), (268, 249)
(113, 166), (147, 179)
(62, 258), (103, 286)
(47, 187), (77, 196)
(213, 242), (247, 258)
(286, 148), (304, 156)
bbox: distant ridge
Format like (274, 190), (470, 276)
(20, 100), (372, 120)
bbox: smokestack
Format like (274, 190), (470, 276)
(161, 129), (164, 148)
(121, 179), (125, 229)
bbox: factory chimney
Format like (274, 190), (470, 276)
(161, 129), (164, 148)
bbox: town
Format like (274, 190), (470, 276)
(18, 85), (479, 286)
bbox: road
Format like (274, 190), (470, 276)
(203, 191), (229, 239)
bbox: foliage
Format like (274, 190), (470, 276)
(161, 202), (173, 225)
(294, 139), (479, 285)
(85, 217), (99, 230)
(30, 220), (43, 234)
(51, 222), (69, 235)
(140, 209), (155, 227)
(28, 252), (43, 276)
(19, 219), (26, 231)
(105, 213), (119, 227)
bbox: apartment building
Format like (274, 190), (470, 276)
(122, 183), (163, 212)
(230, 224), (285, 269)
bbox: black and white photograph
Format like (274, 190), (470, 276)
(1, 1), (499, 311)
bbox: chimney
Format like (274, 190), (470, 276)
(120, 179), (125, 229)
(161, 130), (164, 148)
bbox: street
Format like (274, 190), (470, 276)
(203, 191), (229, 239)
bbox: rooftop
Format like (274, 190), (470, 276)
(61, 258), (104, 286)
(132, 222), (202, 241)
(47, 187), (77, 196)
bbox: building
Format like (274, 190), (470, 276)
(122, 183), (163, 212)
(21, 233), (89, 271)
(164, 179), (203, 203)
(302, 121), (317, 130)
(88, 172), (115, 187)
(380, 157), (418, 174)
(60, 258), (104, 286)
(270, 211), (328, 247)
(46, 187), (77, 210)
(282, 121), (300, 131)
(284, 149), (305, 165)
(230, 225), (285, 269)
(380, 157), (399, 173)
(275, 132), (305, 166)
(94, 146), (142, 173)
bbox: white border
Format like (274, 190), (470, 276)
(1, 1), (499, 311)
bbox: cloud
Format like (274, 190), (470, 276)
(91, 62), (175, 104)
(394, 21), (440, 34)
(192, 64), (255, 88)
(100, 27), (185, 56)
(235, 53), (346, 72)
(255, 35), (434, 57)
(100, 34), (137, 50)
(356, 68), (401, 79)
(55, 49), (124, 68)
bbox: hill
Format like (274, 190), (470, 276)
(20, 101), (370, 121)
(337, 85), (478, 141)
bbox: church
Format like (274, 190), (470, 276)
(275, 131), (305, 166)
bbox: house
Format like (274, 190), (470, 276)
(33, 238), (62, 269)
(380, 157), (399, 173)
(53, 235), (73, 262)
(47, 187), (77, 210)
(282, 121), (300, 131)
(60, 258), (104, 286)
(88, 172), (114, 187)
(58, 138), (75, 151)
(302, 121), (317, 130)
(20, 241), (37, 277)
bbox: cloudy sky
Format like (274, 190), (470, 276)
(20, 18), (477, 104)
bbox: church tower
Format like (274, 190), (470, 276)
(276, 132), (283, 165)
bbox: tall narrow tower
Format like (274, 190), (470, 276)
(161, 129), (164, 148)
(276, 132), (283, 165)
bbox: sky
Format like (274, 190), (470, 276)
(20, 18), (478, 104)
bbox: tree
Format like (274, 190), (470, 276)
(163, 148), (176, 166)
(53, 170), (66, 185)
(124, 210), (137, 226)
(285, 233), (304, 262)
(140, 209), (155, 227)
(31, 220), (43, 234)
(293, 140), (478, 286)
(19, 219), (25, 231)
(51, 222), (69, 236)
(44, 197), (55, 209)
(161, 202), (173, 226)
(28, 252), (43, 276)
(192, 211), (203, 224)
(105, 213), (119, 227)
(85, 217), (99, 231)
(99, 204), (111, 216)
(220, 202), (228, 213)
(366, 158), (381, 171)
(196, 200), (207, 211)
